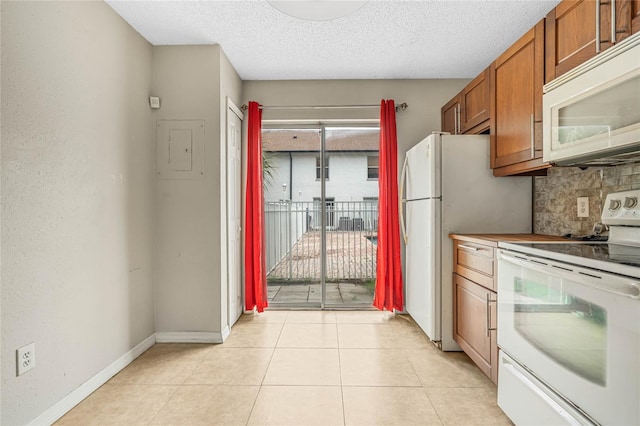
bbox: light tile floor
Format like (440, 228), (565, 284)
(56, 310), (512, 425)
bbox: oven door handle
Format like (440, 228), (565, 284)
(499, 251), (640, 300)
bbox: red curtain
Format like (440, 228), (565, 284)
(245, 101), (268, 312)
(373, 100), (404, 312)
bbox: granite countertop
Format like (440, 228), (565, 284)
(449, 233), (568, 247)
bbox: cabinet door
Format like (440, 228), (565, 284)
(453, 273), (498, 384)
(613, 0), (632, 43)
(460, 68), (490, 134)
(633, 0), (640, 33)
(546, 0), (637, 82)
(491, 20), (547, 175)
(441, 96), (459, 134)
(602, 0), (639, 46)
(545, 0), (599, 82)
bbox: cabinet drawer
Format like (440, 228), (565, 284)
(454, 240), (496, 290)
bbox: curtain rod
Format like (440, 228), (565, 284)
(240, 102), (408, 112)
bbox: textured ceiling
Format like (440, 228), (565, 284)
(106, 0), (560, 80)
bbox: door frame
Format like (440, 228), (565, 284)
(262, 122), (380, 309)
(226, 97), (244, 327)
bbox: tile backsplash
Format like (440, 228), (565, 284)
(534, 164), (640, 236)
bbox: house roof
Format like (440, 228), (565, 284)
(262, 129), (378, 153)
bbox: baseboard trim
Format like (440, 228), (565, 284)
(28, 333), (156, 426)
(155, 331), (223, 343)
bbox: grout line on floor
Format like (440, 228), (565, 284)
(143, 383), (182, 425)
(421, 386), (445, 426)
(246, 344), (278, 426)
(337, 332), (347, 426)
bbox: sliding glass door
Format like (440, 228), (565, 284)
(263, 127), (323, 307)
(263, 125), (379, 308)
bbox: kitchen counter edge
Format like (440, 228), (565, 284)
(449, 233), (567, 247)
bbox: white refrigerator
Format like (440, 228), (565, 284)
(401, 133), (532, 351)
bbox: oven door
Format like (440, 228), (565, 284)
(497, 249), (640, 426)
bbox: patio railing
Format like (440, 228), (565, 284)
(265, 201), (378, 281)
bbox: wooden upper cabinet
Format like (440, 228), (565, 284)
(545, 0), (597, 82)
(490, 20), (548, 176)
(441, 68), (490, 135)
(460, 68), (490, 133)
(633, 0), (640, 33)
(442, 96), (459, 134)
(546, 0), (640, 82)
(607, 0), (640, 45)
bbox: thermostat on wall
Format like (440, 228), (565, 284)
(149, 96), (160, 109)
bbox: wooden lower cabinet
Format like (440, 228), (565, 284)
(453, 273), (498, 384)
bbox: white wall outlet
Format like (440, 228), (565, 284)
(16, 342), (35, 376)
(577, 197), (589, 218)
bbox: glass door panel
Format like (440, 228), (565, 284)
(263, 128), (322, 307)
(262, 126), (380, 308)
(324, 127), (379, 307)
(555, 73), (640, 147)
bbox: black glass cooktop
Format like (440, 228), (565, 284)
(514, 242), (640, 268)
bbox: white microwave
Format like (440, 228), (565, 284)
(543, 32), (640, 167)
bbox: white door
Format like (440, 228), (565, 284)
(227, 102), (243, 327)
(405, 198), (440, 341)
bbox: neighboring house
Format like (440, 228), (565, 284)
(262, 128), (380, 203)
(262, 128), (380, 274)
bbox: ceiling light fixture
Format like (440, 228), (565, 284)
(267, 1), (367, 21)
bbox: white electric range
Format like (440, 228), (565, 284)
(496, 189), (640, 426)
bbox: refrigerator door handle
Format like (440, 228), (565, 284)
(399, 154), (409, 245)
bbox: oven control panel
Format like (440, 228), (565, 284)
(602, 189), (640, 225)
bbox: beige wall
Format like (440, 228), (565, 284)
(152, 45), (242, 336)
(243, 80), (469, 159)
(1, 2), (154, 424)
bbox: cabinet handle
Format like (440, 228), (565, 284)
(458, 244), (481, 251)
(486, 293), (496, 337)
(453, 105), (458, 134)
(611, 0), (616, 44)
(457, 104), (461, 134)
(596, 0), (601, 53)
(453, 105), (457, 134)
(530, 114), (535, 158)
